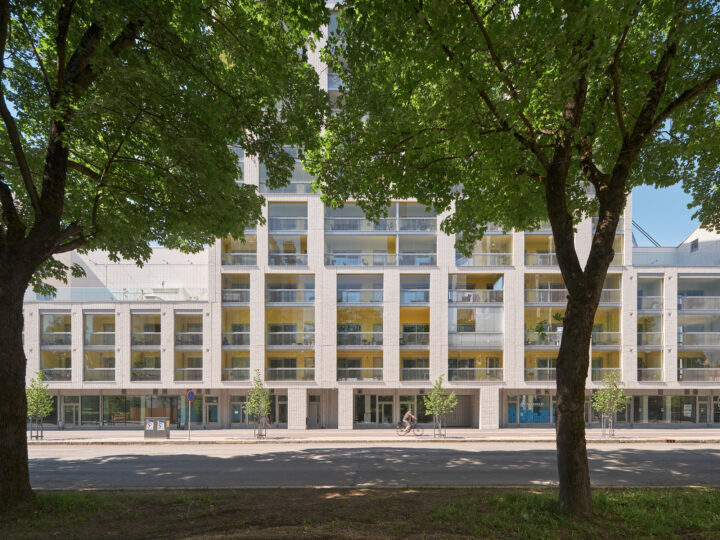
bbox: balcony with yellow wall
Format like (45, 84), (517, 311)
(638, 350), (663, 381)
(337, 351), (383, 381)
(41, 350), (71, 381)
(83, 313), (115, 347)
(84, 350), (115, 382)
(455, 235), (512, 266)
(222, 308), (250, 347)
(524, 235), (557, 266)
(222, 351), (250, 382)
(266, 274), (315, 304)
(400, 306), (429, 347)
(591, 351), (620, 381)
(325, 235), (396, 266)
(266, 307), (314, 347)
(222, 274), (250, 303)
(265, 350), (315, 381)
(524, 307), (566, 347)
(449, 274), (503, 304)
(448, 350), (503, 381)
(524, 351), (557, 382)
(222, 235), (257, 266)
(400, 351), (429, 381)
(337, 307), (383, 347)
(174, 351), (203, 382)
(592, 308), (621, 347)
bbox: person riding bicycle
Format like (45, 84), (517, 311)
(402, 408), (417, 434)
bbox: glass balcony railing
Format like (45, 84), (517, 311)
(400, 367), (430, 381)
(222, 332), (250, 346)
(398, 253), (436, 266)
(337, 332), (383, 346)
(337, 368), (383, 381)
(337, 289), (383, 303)
(325, 253), (397, 266)
(268, 217), (308, 232)
(591, 332), (621, 346)
(83, 368), (115, 382)
(222, 368), (250, 381)
(449, 290), (503, 303)
(398, 217), (436, 232)
(400, 332), (429, 346)
(609, 253), (624, 266)
(27, 287), (209, 302)
(265, 289), (315, 303)
(591, 367), (620, 382)
(259, 182), (313, 194)
(175, 332), (203, 346)
(448, 368), (503, 381)
(638, 332), (663, 346)
(325, 217), (396, 232)
(455, 253), (512, 266)
(637, 296), (663, 310)
(525, 331), (563, 346)
(265, 368), (315, 381)
(130, 368), (161, 381)
(401, 289), (430, 303)
(174, 368), (203, 382)
(265, 332), (315, 346)
(524, 289), (619, 304)
(678, 332), (720, 346)
(41, 368), (71, 381)
(84, 332), (115, 346)
(131, 332), (161, 347)
(40, 333), (71, 347)
(222, 289), (250, 303)
(269, 253), (308, 265)
(524, 368), (556, 381)
(678, 296), (720, 311)
(221, 253), (257, 265)
(677, 368), (720, 382)
(525, 253), (558, 266)
(448, 332), (503, 347)
(637, 368), (663, 381)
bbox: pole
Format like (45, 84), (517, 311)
(188, 397), (191, 440)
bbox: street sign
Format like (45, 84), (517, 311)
(187, 390), (195, 402)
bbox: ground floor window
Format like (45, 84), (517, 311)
(269, 394), (288, 425)
(230, 395), (251, 425)
(633, 395), (702, 424)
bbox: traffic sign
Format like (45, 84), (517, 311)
(187, 390), (195, 402)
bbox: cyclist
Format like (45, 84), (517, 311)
(402, 408), (417, 434)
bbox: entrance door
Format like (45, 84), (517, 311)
(231, 396), (250, 426)
(205, 397), (218, 426)
(308, 395), (321, 428)
(380, 403), (393, 424)
(63, 403), (79, 426)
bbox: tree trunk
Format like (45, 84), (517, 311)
(0, 280), (34, 506)
(555, 291), (597, 515)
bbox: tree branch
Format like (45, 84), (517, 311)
(608, 25), (630, 141)
(17, 10), (52, 97)
(650, 72), (720, 132)
(67, 160), (102, 181)
(55, 0), (76, 94)
(0, 175), (25, 239)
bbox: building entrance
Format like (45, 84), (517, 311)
(63, 396), (79, 426)
(308, 395), (321, 428)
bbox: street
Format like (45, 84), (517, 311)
(29, 442), (720, 489)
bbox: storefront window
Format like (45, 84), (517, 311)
(519, 395), (551, 423)
(81, 396), (100, 425)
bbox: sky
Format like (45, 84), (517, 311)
(631, 184), (700, 247)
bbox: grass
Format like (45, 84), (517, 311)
(1, 488), (719, 539)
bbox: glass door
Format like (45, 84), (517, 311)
(205, 396), (218, 425)
(230, 396), (250, 426)
(63, 396), (79, 426)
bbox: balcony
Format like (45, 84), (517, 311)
(455, 253), (512, 266)
(401, 289), (430, 303)
(222, 289), (250, 303)
(525, 368), (556, 381)
(40, 332), (71, 347)
(222, 368), (250, 381)
(130, 368), (161, 382)
(525, 331), (563, 346)
(131, 332), (161, 347)
(260, 181), (313, 194)
(677, 368), (720, 382)
(591, 332), (621, 346)
(222, 332), (250, 346)
(269, 253), (308, 265)
(175, 332), (203, 346)
(450, 290), (503, 304)
(678, 296), (720, 311)
(265, 289), (315, 303)
(83, 368), (115, 382)
(678, 332), (720, 347)
(398, 253), (436, 266)
(591, 367), (621, 382)
(449, 332), (503, 347)
(337, 332), (383, 346)
(525, 253), (558, 266)
(337, 289), (383, 303)
(41, 368), (71, 381)
(337, 368), (383, 381)
(325, 217), (396, 232)
(84, 332), (115, 346)
(268, 217), (308, 232)
(325, 253), (396, 266)
(637, 368), (663, 381)
(400, 367), (430, 381)
(400, 332), (429, 346)
(174, 368), (203, 382)
(398, 217), (436, 232)
(638, 332), (663, 346)
(266, 332), (315, 347)
(265, 368), (315, 381)
(221, 253), (257, 265)
(638, 296), (663, 310)
(448, 368), (503, 381)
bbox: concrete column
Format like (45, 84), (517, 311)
(116, 305), (130, 388)
(287, 387), (307, 429)
(71, 305), (83, 384)
(319, 268), (337, 385)
(384, 268), (400, 382)
(161, 306), (173, 387)
(24, 305), (40, 379)
(250, 272), (265, 380)
(504, 265), (525, 387)
(479, 385), (500, 429)
(664, 271), (678, 383)
(429, 270), (447, 382)
(622, 271), (638, 384)
(338, 385), (353, 429)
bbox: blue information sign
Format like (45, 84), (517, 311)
(187, 390), (195, 402)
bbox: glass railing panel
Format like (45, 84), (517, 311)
(265, 332), (315, 346)
(591, 368), (621, 382)
(175, 332), (203, 346)
(131, 332), (161, 346)
(678, 296), (720, 310)
(41, 368), (71, 381)
(265, 289), (315, 303)
(524, 290), (567, 303)
(337, 368), (383, 381)
(401, 290), (430, 303)
(325, 253), (396, 266)
(449, 290), (504, 303)
(677, 368), (720, 382)
(400, 368), (430, 381)
(222, 289), (250, 303)
(609, 253), (624, 266)
(398, 253), (436, 266)
(337, 289), (383, 303)
(40, 333), (72, 346)
(455, 253), (512, 266)
(259, 182), (313, 194)
(269, 254), (308, 265)
(638, 296), (663, 310)
(448, 368), (503, 381)
(525, 253), (558, 266)
(400, 332), (430, 346)
(268, 217), (308, 232)
(84, 332), (115, 346)
(337, 332), (383, 346)
(638, 332), (663, 346)
(222, 332), (250, 346)
(174, 368), (203, 382)
(130, 368), (161, 381)
(83, 368), (115, 382)
(398, 217), (436, 232)
(221, 253), (257, 265)
(222, 368), (250, 381)
(324, 217), (396, 232)
(600, 290), (621, 303)
(265, 368), (315, 381)
(524, 331), (563, 346)
(524, 368), (556, 381)
(637, 368), (663, 381)
(448, 332), (503, 347)
(678, 332), (720, 346)
(591, 332), (621, 346)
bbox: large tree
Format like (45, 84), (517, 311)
(307, 0), (720, 514)
(0, 0), (328, 506)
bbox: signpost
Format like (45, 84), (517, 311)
(187, 390), (195, 440)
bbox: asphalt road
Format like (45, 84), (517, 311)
(28, 442), (720, 489)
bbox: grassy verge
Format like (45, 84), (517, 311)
(1, 488), (719, 539)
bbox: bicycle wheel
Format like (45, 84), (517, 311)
(396, 424), (406, 436)
(412, 425), (424, 436)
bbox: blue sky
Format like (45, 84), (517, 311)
(631, 184), (699, 247)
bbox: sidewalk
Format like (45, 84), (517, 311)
(27, 426), (720, 445)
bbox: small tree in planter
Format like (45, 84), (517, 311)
(244, 370), (272, 439)
(423, 375), (458, 438)
(591, 372), (630, 438)
(26, 372), (54, 440)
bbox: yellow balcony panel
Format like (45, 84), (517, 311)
(41, 350), (71, 381)
(524, 352), (556, 382)
(222, 308), (250, 346)
(265, 350), (315, 381)
(400, 351), (429, 381)
(337, 351), (383, 381)
(448, 350), (503, 381)
(222, 352), (250, 382)
(638, 350), (663, 381)
(84, 313), (115, 346)
(84, 350), (115, 382)
(456, 235), (512, 266)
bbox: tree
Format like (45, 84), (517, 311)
(591, 372), (630, 439)
(307, 1), (720, 514)
(26, 371), (54, 440)
(0, 0), (328, 506)
(243, 370), (272, 439)
(423, 375), (458, 438)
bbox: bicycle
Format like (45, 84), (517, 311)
(396, 421), (423, 436)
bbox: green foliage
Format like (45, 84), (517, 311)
(243, 370), (271, 422)
(26, 372), (54, 421)
(591, 372), (630, 416)
(423, 375), (458, 419)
